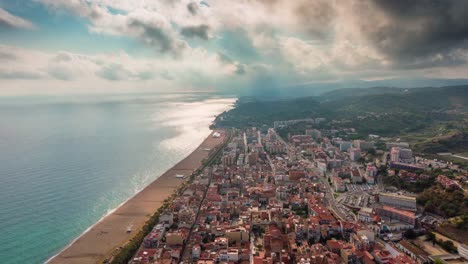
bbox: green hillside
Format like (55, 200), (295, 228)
(214, 85), (468, 154)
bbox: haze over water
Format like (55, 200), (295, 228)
(0, 93), (234, 264)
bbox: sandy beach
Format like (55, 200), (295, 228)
(47, 130), (226, 264)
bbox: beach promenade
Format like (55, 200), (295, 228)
(47, 130), (226, 264)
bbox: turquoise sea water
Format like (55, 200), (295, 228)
(0, 93), (234, 264)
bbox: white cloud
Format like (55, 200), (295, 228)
(0, 44), (242, 94)
(2, 0), (467, 95)
(0, 8), (36, 29)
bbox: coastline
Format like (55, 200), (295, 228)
(46, 129), (226, 264)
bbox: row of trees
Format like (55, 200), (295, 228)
(426, 232), (458, 253)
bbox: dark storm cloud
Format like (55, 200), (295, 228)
(293, 0), (335, 38)
(187, 2), (198, 15)
(362, 0), (468, 66)
(128, 19), (185, 54)
(235, 64), (246, 75)
(180, 24), (210, 40)
(216, 52), (246, 75)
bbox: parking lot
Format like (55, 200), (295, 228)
(337, 184), (376, 209)
(345, 183), (375, 192)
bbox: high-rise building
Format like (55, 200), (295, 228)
(348, 148), (361, 161)
(353, 140), (375, 150)
(339, 141), (352, 152)
(399, 148), (413, 160)
(390, 147), (400, 162)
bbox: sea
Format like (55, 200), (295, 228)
(0, 93), (234, 264)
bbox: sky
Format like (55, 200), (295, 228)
(1, 0), (468, 96)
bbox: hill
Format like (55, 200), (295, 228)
(214, 85), (468, 154)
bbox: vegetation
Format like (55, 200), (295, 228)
(452, 214), (468, 230)
(417, 186), (468, 218)
(437, 239), (458, 253)
(426, 232), (436, 243)
(214, 85), (468, 155)
(292, 204), (309, 218)
(383, 174), (435, 193)
(403, 229), (419, 239)
(109, 203), (166, 264)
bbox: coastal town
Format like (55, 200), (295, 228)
(121, 118), (468, 264)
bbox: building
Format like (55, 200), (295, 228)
(289, 169), (306, 181)
(390, 147), (400, 162)
(225, 227), (249, 245)
(396, 240), (430, 264)
(166, 230), (186, 246)
(218, 249), (239, 262)
(358, 207), (374, 223)
(349, 148), (361, 162)
(333, 176), (346, 192)
(458, 243), (468, 261)
(192, 244), (201, 259)
(351, 168), (362, 183)
(399, 148), (413, 160)
(306, 128), (322, 139)
(366, 165), (377, 177)
(389, 162), (426, 172)
(375, 206), (416, 226)
(222, 152), (236, 166)
(366, 165), (377, 184)
(353, 140), (375, 151)
(247, 151), (258, 165)
(378, 193), (417, 211)
(339, 141), (352, 152)
(437, 175), (460, 190)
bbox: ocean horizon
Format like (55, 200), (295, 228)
(0, 93), (234, 264)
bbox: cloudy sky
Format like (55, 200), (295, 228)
(1, 0), (468, 95)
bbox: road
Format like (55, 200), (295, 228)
(180, 170), (212, 263)
(452, 154), (468, 161)
(179, 131), (232, 263)
(270, 129), (352, 222)
(243, 132), (248, 164)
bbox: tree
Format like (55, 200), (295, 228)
(426, 232), (436, 246)
(440, 240), (457, 253)
(404, 229), (418, 239)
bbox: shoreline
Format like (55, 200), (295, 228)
(46, 129), (226, 264)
